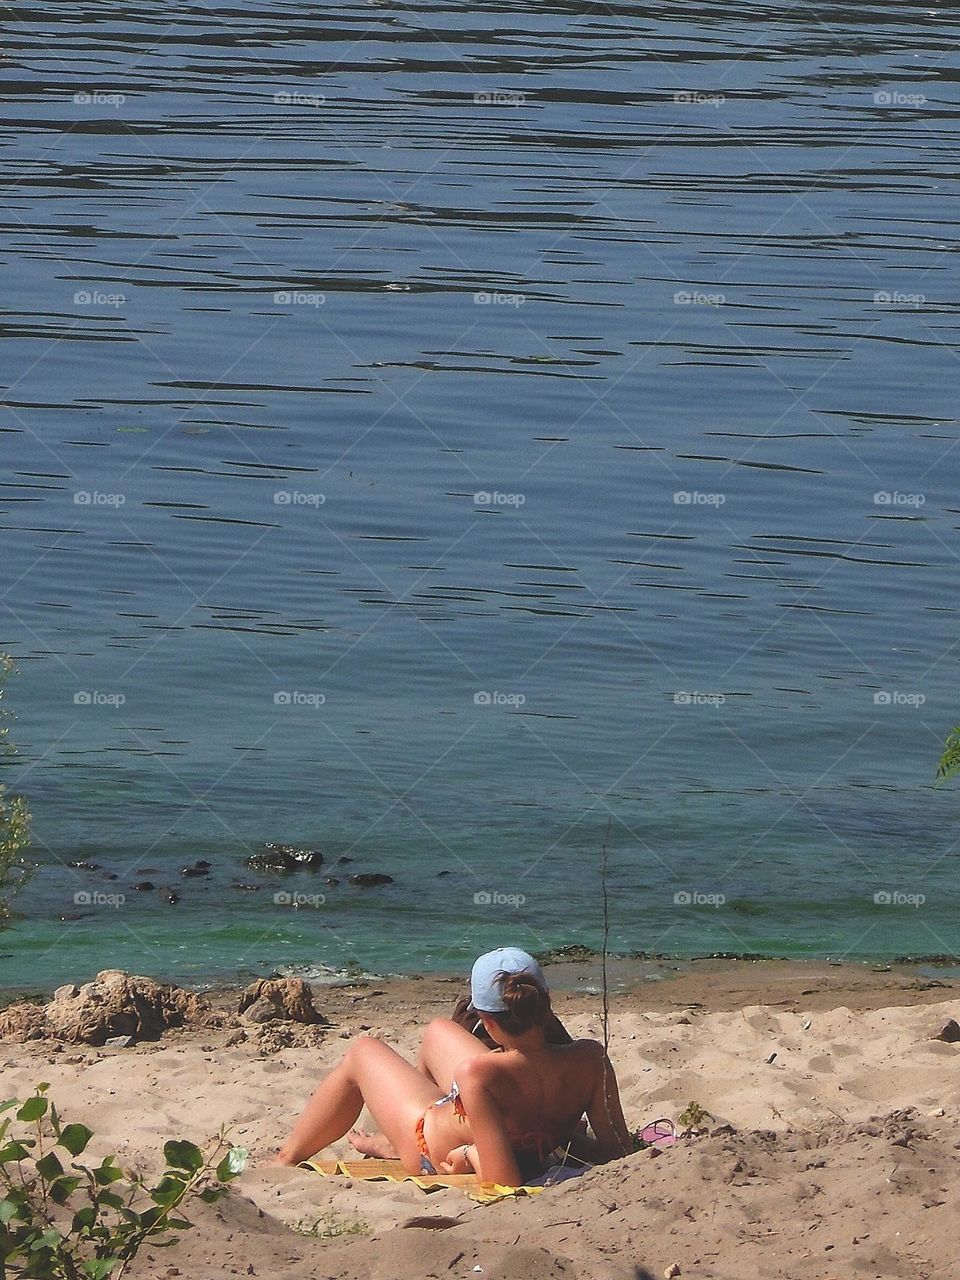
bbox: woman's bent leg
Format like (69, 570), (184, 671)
(275, 1036), (442, 1170)
(418, 1018), (491, 1091)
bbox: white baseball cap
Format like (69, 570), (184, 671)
(470, 947), (547, 1013)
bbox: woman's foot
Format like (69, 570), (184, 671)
(347, 1128), (399, 1159)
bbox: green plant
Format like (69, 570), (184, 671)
(936, 727), (960, 785)
(676, 1100), (712, 1134)
(292, 1211), (369, 1239)
(0, 655), (32, 924)
(0, 1083), (247, 1280)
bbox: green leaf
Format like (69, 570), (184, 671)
(198, 1186), (223, 1203)
(216, 1147), (247, 1181)
(16, 1095), (48, 1122)
(0, 1138), (33, 1163)
(136, 1205), (164, 1231)
(36, 1151), (64, 1181)
(149, 1174), (186, 1208)
(58, 1122), (93, 1156)
(96, 1189), (125, 1211)
(72, 1203), (98, 1232)
(83, 1258), (120, 1280)
(0, 1198), (18, 1224)
(163, 1139), (203, 1173)
(50, 1174), (83, 1205)
(93, 1156), (124, 1185)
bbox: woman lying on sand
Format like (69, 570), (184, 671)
(273, 947), (633, 1187)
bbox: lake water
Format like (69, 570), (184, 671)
(2, 0), (959, 991)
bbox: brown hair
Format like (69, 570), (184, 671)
(486, 969), (552, 1036)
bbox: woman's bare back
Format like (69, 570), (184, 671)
(425, 1038), (620, 1165)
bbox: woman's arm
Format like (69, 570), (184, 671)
(584, 1042), (633, 1161)
(454, 1059), (523, 1186)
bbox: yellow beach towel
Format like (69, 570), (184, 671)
(301, 1157), (546, 1203)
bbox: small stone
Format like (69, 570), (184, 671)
(664, 1266), (681, 1279)
(104, 1035), (134, 1048)
(933, 1019), (960, 1043)
(54, 984), (80, 1001)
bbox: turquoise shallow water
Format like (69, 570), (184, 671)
(1, 0), (959, 990)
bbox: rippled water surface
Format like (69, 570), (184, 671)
(2, 1), (959, 987)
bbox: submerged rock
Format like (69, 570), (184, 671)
(247, 844), (323, 872)
(348, 873), (394, 887)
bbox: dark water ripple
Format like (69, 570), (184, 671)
(1, 0), (959, 984)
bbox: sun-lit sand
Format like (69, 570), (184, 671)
(2, 961), (958, 1279)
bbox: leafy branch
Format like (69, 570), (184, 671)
(0, 655), (32, 925)
(0, 1083), (247, 1280)
(936, 726), (960, 786)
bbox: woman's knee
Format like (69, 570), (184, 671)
(422, 1017), (458, 1049)
(343, 1034), (383, 1072)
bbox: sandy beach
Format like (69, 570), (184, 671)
(2, 959), (958, 1280)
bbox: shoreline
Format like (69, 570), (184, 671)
(4, 952), (958, 1016)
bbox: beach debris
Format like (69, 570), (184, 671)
(238, 977), (325, 1025)
(0, 970), (213, 1045)
(348, 872), (394, 887)
(765, 1051), (778, 1064)
(932, 1018), (960, 1043)
(248, 843), (323, 872)
(802, 1018), (812, 1030)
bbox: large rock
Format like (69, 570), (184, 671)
(247, 843), (323, 872)
(238, 977), (323, 1024)
(0, 1001), (46, 1042)
(0, 970), (212, 1045)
